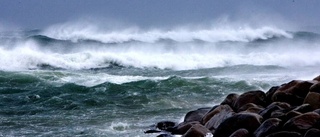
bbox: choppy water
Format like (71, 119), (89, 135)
(0, 23), (319, 136)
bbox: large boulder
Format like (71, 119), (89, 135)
(182, 124), (211, 137)
(214, 112), (262, 137)
(220, 93), (239, 109)
(233, 90), (267, 111)
(254, 118), (282, 137)
(204, 105), (235, 132)
(170, 121), (200, 135)
(184, 107), (211, 123)
(229, 128), (250, 137)
(304, 92), (320, 110)
(272, 80), (314, 106)
(313, 75), (320, 81)
(237, 103), (264, 114)
(283, 112), (320, 133)
(201, 105), (233, 125)
(265, 86), (280, 105)
(304, 128), (320, 137)
(265, 131), (301, 137)
(259, 102), (291, 119)
(309, 82), (320, 93)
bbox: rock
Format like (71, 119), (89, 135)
(201, 105), (233, 125)
(304, 128), (320, 137)
(170, 121), (200, 135)
(313, 75), (320, 81)
(221, 93), (239, 109)
(254, 118), (282, 137)
(259, 102), (291, 119)
(156, 121), (177, 131)
(285, 110), (302, 121)
(309, 82), (320, 93)
(184, 107), (211, 123)
(229, 128), (249, 137)
(233, 90), (267, 111)
(272, 80), (314, 106)
(304, 92), (320, 110)
(204, 105), (235, 132)
(266, 86), (280, 105)
(313, 109), (320, 114)
(156, 134), (173, 137)
(283, 112), (320, 133)
(265, 131), (301, 137)
(214, 112), (262, 137)
(292, 104), (314, 113)
(182, 124), (211, 137)
(237, 103), (263, 113)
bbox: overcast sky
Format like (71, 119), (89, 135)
(0, 0), (319, 30)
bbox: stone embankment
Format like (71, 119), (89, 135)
(145, 75), (320, 137)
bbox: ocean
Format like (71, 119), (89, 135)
(0, 23), (319, 136)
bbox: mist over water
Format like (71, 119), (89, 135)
(1, 21), (320, 71)
(0, 20), (320, 136)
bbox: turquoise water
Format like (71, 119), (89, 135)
(0, 26), (319, 136)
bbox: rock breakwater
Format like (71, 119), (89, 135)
(145, 75), (320, 137)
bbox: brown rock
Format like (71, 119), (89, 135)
(221, 93), (239, 109)
(237, 103), (264, 113)
(214, 112), (262, 137)
(266, 86), (280, 105)
(313, 75), (320, 81)
(309, 82), (320, 93)
(304, 92), (320, 110)
(170, 121), (200, 135)
(283, 112), (320, 133)
(182, 124), (211, 137)
(259, 102), (291, 119)
(254, 118), (282, 137)
(272, 80), (314, 106)
(204, 105), (235, 132)
(233, 90), (267, 111)
(304, 128), (320, 137)
(201, 105), (233, 125)
(184, 107), (211, 123)
(266, 131), (301, 137)
(229, 128), (249, 137)
(293, 104), (314, 113)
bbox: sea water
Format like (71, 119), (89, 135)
(0, 23), (319, 136)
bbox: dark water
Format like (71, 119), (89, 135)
(0, 25), (320, 136)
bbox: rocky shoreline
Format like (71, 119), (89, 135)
(145, 75), (320, 137)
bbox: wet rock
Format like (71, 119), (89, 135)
(233, 90), (267, 111)
(304, 128), (320, 137)
(309, 82), (320, 93)
(254, 118), (282, 137)
(304, 92), (320, 110)
(265, 131), (301, 137)
(170, 121), (200, 135)
(259, 102), (291, 119)
(313, 75), (320, 81)
(266, 86), (280, 105)
(292, 104), (314, 113)
(221, 93), (239, 109)
(283, 112), (320, 133)
(204, 105), (235, 132)
(184, 107), (211, 123)
(214, 112), (262, 137)
(156, 121), (177, 131)
(238, 103), (264, 114)
(272, 80), (314, 106)
(229, 128), (249, 137)
(182, 124), (211, 137)
(201, 105), (233, 125)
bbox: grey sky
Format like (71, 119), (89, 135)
(0, 0), (319, 29)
